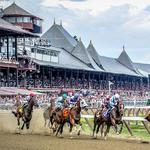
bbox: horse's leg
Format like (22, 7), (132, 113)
(17, 114), (20, 129)
(111, 117), (118, 134)
(93, 120), (97, 137)
(21, 121), (25, 130)
(69, 123), (73, 138)
(101, 123), (105, 137)
(26, 121), (30, 129)
(50, 116), (53, 129)
(119, 121), (123, 134)
(44, 118), (47, 127)
(48, 119), (51, 128)
(96, 124), (100, 139)
(56, 124), (61, 136)
(59, 122), (65, 138)
(77, 121), (82, 136)
(104, 124), (110, 140)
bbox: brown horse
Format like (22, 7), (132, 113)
(12, 96), (39, 130)
(93, 100), (124, 139)
(52, 98), (88, 137)
(145, 113), (150, 122)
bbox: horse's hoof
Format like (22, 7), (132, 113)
(104, 137), (107, 140)
(59, 135), (64, 138)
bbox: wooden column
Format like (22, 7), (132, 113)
(15, 36), (18, 61)
(7, 67), (10, 87)
(64, 69), (66, 88)
(42, 67), (44, 88)
(16, 68), (18, 87)
(6, 36), (9, 60)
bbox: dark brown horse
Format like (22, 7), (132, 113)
(52, 98), (88, 137)
(12, 96), (39, 130)
(93, 100), (124, 139)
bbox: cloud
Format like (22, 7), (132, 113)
(4, 0), (150, 63)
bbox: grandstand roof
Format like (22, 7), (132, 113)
(40, 22), (150, 77)
(87, 40), (104, 70)
(71, 38), (91, 65)
(42, 23), (77, 53)
(134, 63), (150, 75)
(117, 48), (137, 73)
(99, 56), (140, 76)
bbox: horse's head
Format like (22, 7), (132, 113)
(117, 100), (124, 117)
(29, 95), (39, 108)
(79, 98), (88, 111)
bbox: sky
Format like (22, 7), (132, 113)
(2, 0), (150, 63)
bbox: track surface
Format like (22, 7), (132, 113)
(0, 133), (149, 150)
(0, 110), (149, 150)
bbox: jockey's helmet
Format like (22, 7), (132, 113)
(74, 93), (79, 99)
(115, 93), (120, 99)
(30, 93), (36, 97)
(106, 95), (110, 100)
(62, 93), (67, 99)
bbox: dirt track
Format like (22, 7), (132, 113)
(0, 133), (149, 150)
(0, 110), (150, 150)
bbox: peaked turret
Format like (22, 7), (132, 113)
(71, 39), (103, 71)
(71, 38), (91, 65)
(87, 40), (104, 69)
(42, 23), (77, 53)
(117, 47), (137, 72)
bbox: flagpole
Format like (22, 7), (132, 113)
(108, 81), (113, 95)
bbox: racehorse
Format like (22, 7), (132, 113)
(93, 100), (124, 139)
(52, 98), (88, 137)
(145, 113), (150, 122)
(12, 96), (39, 130)
(43, 100), (55, 128)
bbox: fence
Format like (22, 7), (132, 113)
(81, 114), (150, 136)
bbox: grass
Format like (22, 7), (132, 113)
(80, 118), (150, 141)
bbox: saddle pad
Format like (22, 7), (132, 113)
(18, 107), (23, 114)
(103, 111), (109, 120)
(63, 108), (70, 117)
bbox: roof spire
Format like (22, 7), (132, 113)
(90, 40), (92, 45)
(79, 37), (81, 42)
(53, 18), (56, 25)
(60, 20), (62, 26)
(123, 45), (125, 51)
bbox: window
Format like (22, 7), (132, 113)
(8, 17), (16, 23)
(23, 17), (31, 23)
(16, 17), (23, 23)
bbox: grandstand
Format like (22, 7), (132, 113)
(0, 2), (150, 92)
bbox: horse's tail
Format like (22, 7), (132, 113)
(11, 111), (17, 117)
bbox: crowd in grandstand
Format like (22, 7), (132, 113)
(0, 89), (149, 110)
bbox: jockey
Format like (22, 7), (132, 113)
(108, 93), (120, 112)
(22, 93), (36, 109)
(15, 93), (22, 107)
(14, 93), (23, 114)
(55, 93), (68, 111)
(69, 93), (79, 107)
(101, 95), (110, 109)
